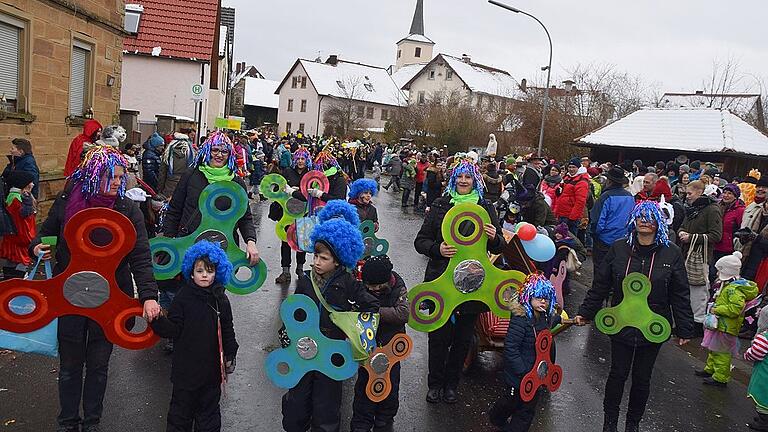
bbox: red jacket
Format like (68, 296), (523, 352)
(554, 173), (590, 221)
(415, 161), (430, 183)
(0, 194), (36, 266)
(714, 199), (745, 253)
(64, 119), (102, 176)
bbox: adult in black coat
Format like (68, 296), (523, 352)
(414, 161), (504, 404)
(575, 201), (694, 432)
(30, 147), (160, 431)
(3, 138), (40, 198)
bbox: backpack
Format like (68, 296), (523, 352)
(586, 181), (596, 210)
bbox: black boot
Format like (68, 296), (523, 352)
(602, 414), (618, 432)
(625, 419), (640, 432)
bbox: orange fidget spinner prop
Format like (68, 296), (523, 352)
(520, 329), (562, 402)
(364, 333), (413, 402)
(0, 208), (158, 350)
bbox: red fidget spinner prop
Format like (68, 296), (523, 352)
(299, 170), (330, 206)
(0, 208), (158, 350)
(520, 329), (562, 402)
(364, 333), (413, 402)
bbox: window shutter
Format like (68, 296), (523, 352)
(0, 21), (20, 101)
(69, 45), (89, 116)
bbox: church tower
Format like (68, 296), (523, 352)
(395, 0), (434, 71)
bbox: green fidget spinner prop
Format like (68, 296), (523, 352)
(150, 181), (267, 295)
(260, 174), (308, 241)
(595, 272), (671, 343)
(407, 203), (526, 333)
(360, 220), (389, 258)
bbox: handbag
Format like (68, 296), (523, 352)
(703, 302), (719, 330)
(685, 234), (709, 287)
(293, 195), (321, 253)
(311, 275), (379, 362)
(0, 251), (57, 357)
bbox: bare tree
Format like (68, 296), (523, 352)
(321, 76), (369, 137)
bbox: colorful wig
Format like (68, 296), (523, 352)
(311, 200), (364, 269)
(317, 199), (360, 226)
(70, 145), (129, 198)
(180, 240), (233, 286)
(517, 273), (557, 319)
(313, 150), (341, 173)
(193, 131), (236, 171)
(445, 159), (484, 197)
(292, 147), (313, 170)
(348, 178), (378, 199)
(626, 200), (670, 246)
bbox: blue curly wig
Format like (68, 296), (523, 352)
(311, 218), (364, 269)
(180, 240), (233, 286)
(446, 159), (484, 197)
(292, 147), (313, 170)
(317, 200), (360, 226)
(626, 200), (669, 246)
(348, 178), (378, 199)
(518, 273), (557, 319)
(193, 131), (236, 171)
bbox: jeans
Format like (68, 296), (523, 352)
(427, 313), (477, 390)
(488, 388), (540, 432)
(603, 340), (662, 424)
(57, 316), (114, 428)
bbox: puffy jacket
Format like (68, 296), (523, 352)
(64, 119), (102, 177)
(711, 278), (759, 336)
(385, 156), (403, 176)
(714, 200), (745, 253)
(578, 239), (695, 346)
(373, 271), (409, 345)
(349, 198), (378, 226)
(679, 196), (723, 263)
(415, 161), (430, 183)
(501, 301), (560, 390)
(3, 153), (40, 199)
(590, 184), (635, 245)
(521, 193), (557, 227)
(483, 172), (503, 204)
(554, 173), (590, 221)
(141, 136), (163, 190)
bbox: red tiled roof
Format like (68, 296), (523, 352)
(123, 0), (219, 61)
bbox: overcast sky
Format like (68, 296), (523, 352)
(223, 0), (767, 93)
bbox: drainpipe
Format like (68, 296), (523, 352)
(197, 63), (204, 143)
(316, 95), (325, 136)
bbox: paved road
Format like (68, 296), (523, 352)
(0, 184), (758, 431)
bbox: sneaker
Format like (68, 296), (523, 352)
(693, 369), (712, 377)
(426, 388), (442, 403)
(702, 377), (727, 387)
(275, 272), (291, 284)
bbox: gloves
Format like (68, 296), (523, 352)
(283, 184), (297, 195)
(225, 357), (236, 374)
(307, 188), (324, 199)
(278, 327), (291, 348)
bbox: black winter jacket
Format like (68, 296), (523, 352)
(141, 145), (162, 191)
(372, 271), (409, 345)
(319, 172), (348, 202)
(502, 303), (560, 390)
(349, 199), (378, 225)
(578, 239), (695, 346)
(151, 280), (238, 390)
(295, 269), (380, 340)
(2, 153), (40, 198)
(521, 193), (557, 227)
(29, 182), (158, 303)
(162, 169), (256, 242)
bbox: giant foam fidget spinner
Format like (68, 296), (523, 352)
(408, 203), (527, 333)
(360, 220), (389, 258)
(364, 333), (413, 402)
(520, 329), (562, 402)
(265, 294), (358, 388)
(595, 272), (671, 343)
(150, 181), (267, 295)
(0, 208), (158, 350)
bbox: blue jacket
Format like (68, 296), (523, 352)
(3, 154), (40, 199)
(590, 184), (634, 245)
(502, 302), (560, 390)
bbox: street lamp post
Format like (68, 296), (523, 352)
(488, 0), (552, 157)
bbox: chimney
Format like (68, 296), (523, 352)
(563, 79), (575, 92)
(695, 90), (704, 95)
(519, 78), (527, 92)
(235, 62), (242, 76)
(461, 54), (471, 64)
(326, 55), (339, 66)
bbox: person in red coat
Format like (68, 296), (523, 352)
(414, 153), (430, 208)
(64, 119), (102, 177)
(0, 171), (36, 280)
(554, 158), (590, 236)
(714, 183), (746, 263)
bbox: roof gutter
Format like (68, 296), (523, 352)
(316, 95), (325, 136)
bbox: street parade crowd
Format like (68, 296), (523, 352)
(1, 122), (768, 432)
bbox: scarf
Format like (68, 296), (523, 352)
(449, 189), (480, 205)
(199, 165), (234, 183)
(684, 196), (714, 220)
(64, 184), (118, 223)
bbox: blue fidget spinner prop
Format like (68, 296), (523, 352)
(360, 220), (389, 258)
(265, 295), (358, 388)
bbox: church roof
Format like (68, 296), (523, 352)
(409, 0), (425, 35)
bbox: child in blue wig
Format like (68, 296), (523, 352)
(280, 200), (379, 432)
(348, 178), (379, 230)
(151, 240), (238, 431)
(490, 273), (561, 432)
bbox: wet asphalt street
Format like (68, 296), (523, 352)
(0, 182), (759, 431)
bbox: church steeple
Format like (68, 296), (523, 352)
(395, 0), (434, 71)
(409, 0), (425, 36)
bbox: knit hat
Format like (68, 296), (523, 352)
(723, 183), (741, 198)
(715, 251), (742, 281)
(6, 170), (35, 190)
(568, 157), (580, 167)
(180, 240), (233, 285)
(361, 255), (393, 285)
(679, 164), (690, 174)
(587, 167), (601, 177)
(554, 222), (571, 239)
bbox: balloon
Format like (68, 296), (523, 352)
(517, 223), (537, 241)
(522, 233), (556, 262)
(515, 222), (527, 232)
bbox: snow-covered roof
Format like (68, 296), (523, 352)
(660, 93), (762, 119)
(244, 77), (279, 109)
(397, 33), (435, 44)
(279, 59), (407, 107)
(576, 108), (768, 156)
(391, 63), (427, 88)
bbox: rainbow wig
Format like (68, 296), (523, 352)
(445, 159), (484, 197)
(348, 178), (378, 199)
(626, 200), (670, 246)
(71, 145), (129, 198)
(313, 150), (341, 173)
(180, 240), (233, 286)
(193, 131), (236, 170)
(292, 147), (313, 170)
(311, 200), (364, 269)
(518, 273), (557, 319)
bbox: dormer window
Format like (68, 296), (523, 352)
(336, 80), (345, 90)
(124, 4), (143, 34)
(364, 83), (374, 92)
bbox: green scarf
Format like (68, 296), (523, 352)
(199, 165), (234, 183)
(5, 190), (21, 206)
(449, 189), (480, 205)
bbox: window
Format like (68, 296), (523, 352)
(415, 47), (421, 58)
(336, 80), (345, 90)
(417, 91), (425, 105)
(428, 70), (435, 80)
(446, 69), (453, 80)
(364, 83), (374, 92)
(397, 49), (401, 59)
(0, 15), (24, 113)
(291, 77), (297, 88)
(124, 4), (143, 34)
(287, 99), (294, 112)
(381, 109), (388, 121)
(356, 105), (364, 118)
(366, 107), (374, 119)
(69, 40), (93, 117)
(301, 76), (307, 89)
(286, 122), (292, 133)
(299, 123), (305, 132)
(300, 99), (307, 112)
